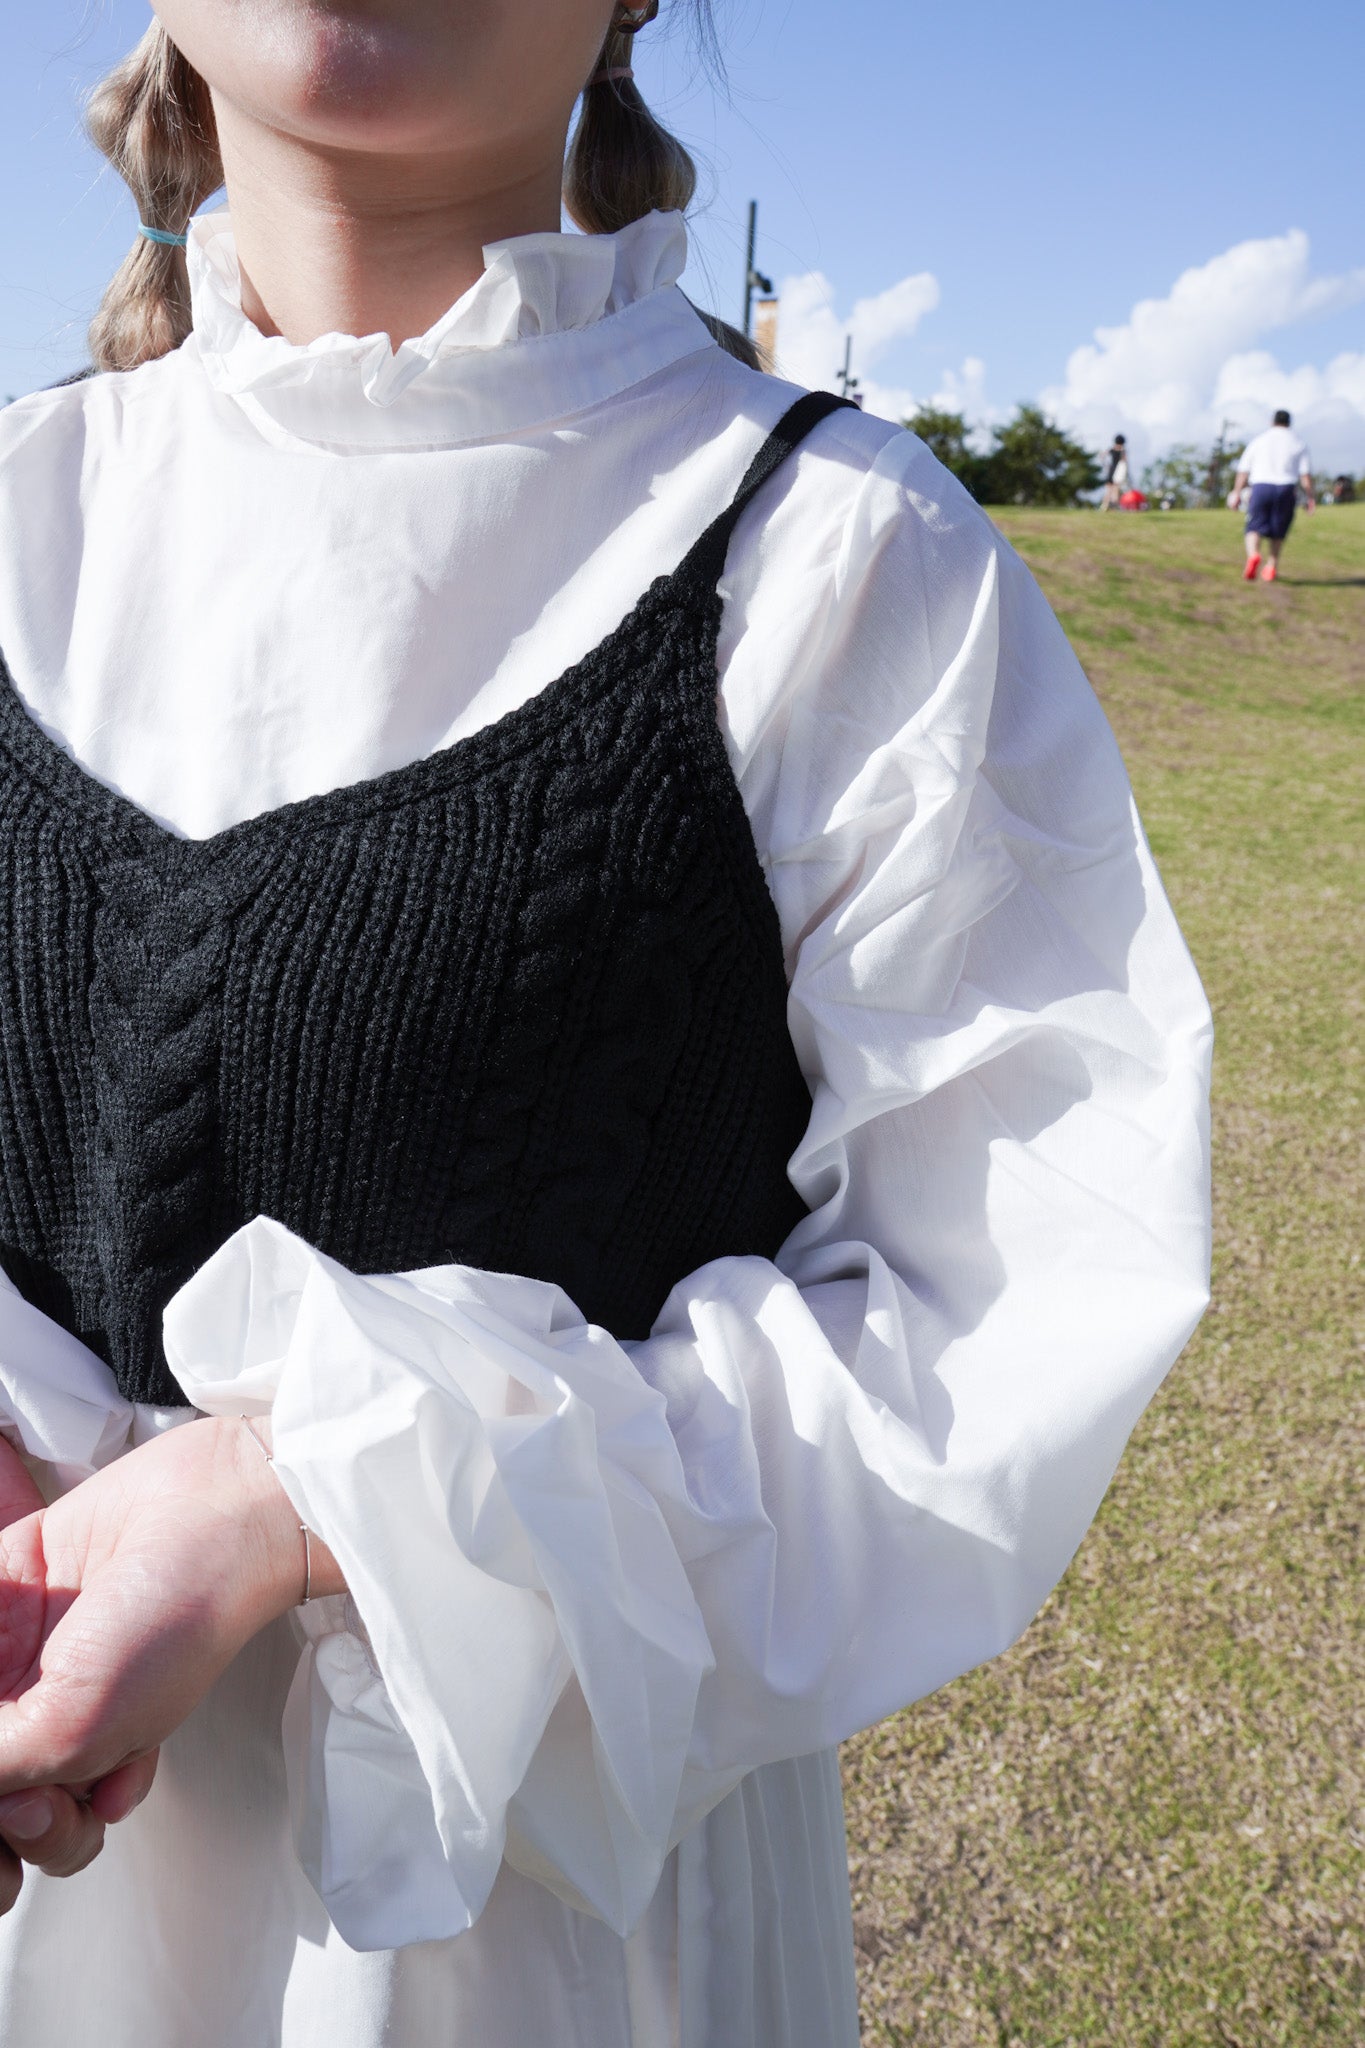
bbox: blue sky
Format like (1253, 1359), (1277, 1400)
(2, 1), (1361, 463)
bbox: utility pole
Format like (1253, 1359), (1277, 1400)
(742, 200), (773, 341)
(836, 334), (862, 407)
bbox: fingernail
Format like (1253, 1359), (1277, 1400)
(0, 1796), (51, 1842)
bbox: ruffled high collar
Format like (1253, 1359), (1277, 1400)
(186, 207), (713, 449)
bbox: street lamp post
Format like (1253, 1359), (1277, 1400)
(836, 334), (862, 406)
(742, 200), (774, 340)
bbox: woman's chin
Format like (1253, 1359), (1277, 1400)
(249, 16), (462, 134)
(164, 0), (504, 152)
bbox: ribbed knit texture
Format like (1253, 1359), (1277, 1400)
(0, 392), (852, 1406)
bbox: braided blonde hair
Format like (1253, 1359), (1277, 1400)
(86, 7), (759, 374)
(564, 5), (759, 366)
(86, 26), (222, 374)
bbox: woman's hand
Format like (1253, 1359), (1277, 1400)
(0, 1438), (110, 1903)
(0, 1417), (343, 1909)
(0, 1435), (142, 1901)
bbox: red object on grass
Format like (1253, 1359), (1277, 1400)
(1243, 555), (1261, 581)
(1261, 559), (1277, 582)
(1119, 489), (1147, 510)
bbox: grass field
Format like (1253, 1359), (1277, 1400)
(843, 503), (1365, 2047)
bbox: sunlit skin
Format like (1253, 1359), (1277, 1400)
(0, 0), (621, 1908)
(154, 0), (619, 344)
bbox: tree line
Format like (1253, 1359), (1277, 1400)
(905, 405), (1101, 506)
(905, 404), (1362, 509)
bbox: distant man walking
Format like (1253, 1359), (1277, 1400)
(1229, 409), (1314, 582)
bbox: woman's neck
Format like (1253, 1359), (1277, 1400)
(215, 106), (569, 347)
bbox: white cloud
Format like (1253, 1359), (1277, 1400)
(1212, 349), (1365, 471)
(768, 266), (939, 423)
(930, 354), (987, 410)
(758, 232), (1365, 468)
(1040, 231), (1365, 468)
(849, 273), (942, 358)
(929, 356), (1002, 447)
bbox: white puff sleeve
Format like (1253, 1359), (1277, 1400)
(162, 432), (1213, 1952)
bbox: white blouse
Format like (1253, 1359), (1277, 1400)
(0, 208), (1212, 2048)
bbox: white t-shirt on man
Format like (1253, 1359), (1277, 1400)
(1239, 426), (1311, 487)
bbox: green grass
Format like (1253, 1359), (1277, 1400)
(843, 504), (1365, 2048)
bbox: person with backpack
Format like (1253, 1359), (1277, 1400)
(1100, 432), (1131, 510)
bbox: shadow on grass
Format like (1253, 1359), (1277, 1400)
(1277, 576), (1365, 587)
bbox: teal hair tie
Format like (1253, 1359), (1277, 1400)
(138, 223), (188, 248)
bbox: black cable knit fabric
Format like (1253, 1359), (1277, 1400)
(0, 391), (854, 1406)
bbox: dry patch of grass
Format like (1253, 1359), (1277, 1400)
(844, 504), (1365, 2047)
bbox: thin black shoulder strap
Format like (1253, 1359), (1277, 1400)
(673, 390), (860, 590)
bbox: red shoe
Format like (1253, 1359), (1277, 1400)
(1261, 559), (1278, 582)
(1243, 555), (1260, 580)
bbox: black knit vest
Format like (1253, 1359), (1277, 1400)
(0, 392), (854, 1406)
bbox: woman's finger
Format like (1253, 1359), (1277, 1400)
(0, 1843), (19, 1915)
(0, 1784), (105, 1878)
(0, 1651), (146, 1797)
(0, 1439), (43, 1529)
(85, 1748), (159, 1825)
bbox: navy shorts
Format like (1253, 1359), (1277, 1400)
(1246, 482), (1297, 539)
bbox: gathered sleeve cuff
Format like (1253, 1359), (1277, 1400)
(164, 1232), (715, 1948)
(0, 1269), (134, 1490)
